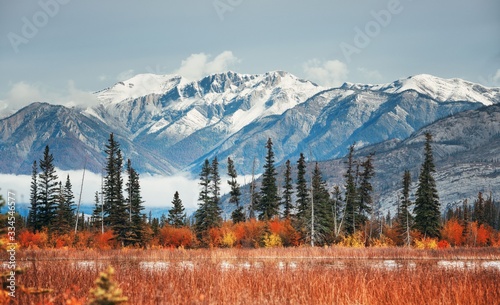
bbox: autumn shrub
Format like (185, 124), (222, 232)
(437, 240), (451, 249)
(18, 230), (49, 249)
(369, 234), (395, 247)
(233, 218), (266, 248)
(338, 232), (365, 247)
(268, 218), (300, 247)
(159, 226), (196, 248)
(94, 231), (115, 250)
(221, 231), (237, 248)
(441, 218), (463, 246)
(414, 237), (438, 249)
(262, 233), (283, 248)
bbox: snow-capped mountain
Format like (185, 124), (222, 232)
(0, 71), (499, 177)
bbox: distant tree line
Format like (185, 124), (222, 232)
(22, 131), (499, 248)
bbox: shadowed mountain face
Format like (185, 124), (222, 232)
(219, 104), (500, 216)
(0, 72), (498, 177)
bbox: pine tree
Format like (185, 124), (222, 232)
(358, 154), (375, 238)
(125, 159), (145, 246)
(413, 132), (441, 238)
(331, 185), (343, 238)
(311, 162), (334, 245)
(53, 175), (76, 235)
(91, 191), (103, 232)
(343, 144), (358, 235)
(473, 192), (486, 225)
(194, 159), (222, 241)
(281, 159), (294, 220)
(103, 133), (128, 244)
(168, 191), (186, 228)
(227, 157), (245, 223)
(397, 170), (413, 246)
(258, 138), (279, 220)
(209, 157), (223, 227)
(28, 161), (39, 231)
(37, 145), (59, 231)
(295, 153), (309, 227)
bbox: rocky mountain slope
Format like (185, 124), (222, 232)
(0, 72), (498, 177)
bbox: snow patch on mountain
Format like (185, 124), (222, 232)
(97, 73), (187, 104)
(344, 74), (500, 106)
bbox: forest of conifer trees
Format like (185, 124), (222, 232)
(16, 132), (500, 249)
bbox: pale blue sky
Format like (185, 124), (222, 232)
(1, 0), (499, 112)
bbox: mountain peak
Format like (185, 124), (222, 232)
(96, 73), (188, 105)
(370, 74), (500, 105)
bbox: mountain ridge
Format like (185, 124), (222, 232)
(0, 71), (499, 176)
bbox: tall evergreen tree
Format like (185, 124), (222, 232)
(209, 157), (223, 227)
(311, 162), (334, 245)
(37, 145), (59, 230)
(103, 133), (128, 244)
(194, 159), (222, 241)
(125, 159), (145, 245)
(53, 175), (76, 235)
(473, 192), (486, 225)
(397, 170), (413, 246)
(28, 161), (39, 231)
(331, 185), (343, 238)
(357, 154), (375, 238)
(413, 132), (441, 238)
(295, 153), (310, 227)
(168, 191), (186, 228)
(343, 144), (359, 235)
(227, 157), (244, 223)
(258, 138), (279, 220)
(281, 159), (294, 220)
(91, 191), (103, 232)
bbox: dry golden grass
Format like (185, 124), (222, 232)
(4, 247), (500, 305)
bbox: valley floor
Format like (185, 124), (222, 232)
(4, 247), (500, 305)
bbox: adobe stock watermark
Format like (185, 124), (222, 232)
(7, 0), (71, 53)
(340, 0), (405, 63)
(213, 0), (244, 21)
(5, 191), (17, 298)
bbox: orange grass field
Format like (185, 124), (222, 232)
(4, 247), (500, 305)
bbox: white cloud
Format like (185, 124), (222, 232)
(0, 169), (248, 211)
(0, 80), (99, 116)
(174, 51), (240, 80)
(303, 59), (349, 87)
(493, 69), (500, 85)
(116, 69), (135, 81)
(357, 67), (383, 83)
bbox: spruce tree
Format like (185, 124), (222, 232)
(343, 144), (358, 235)
(168, 191), (186, 228)
(281, 159), (294, 220)
(195, 159), (211, 235)
(473, 192), (486, 225)
(413, 132), (441, 238)
(227, 157), (244, 223)
(311, 162), (334, 245)
(125, 159), (145, 245)
(295, 153), (309, 225)
(258, 138), (279, 220)
(209, 157), (223, 227)
(331, 185), (343, 238)
(53, 175), (76, 235)
(37, 145), (59, 230)
(357, 154), (375, 238)
(28, 161), (39, 231)
(91, 191), (103, 232)
(103, 133), (128, 244)
(397, 170), (413, 246)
